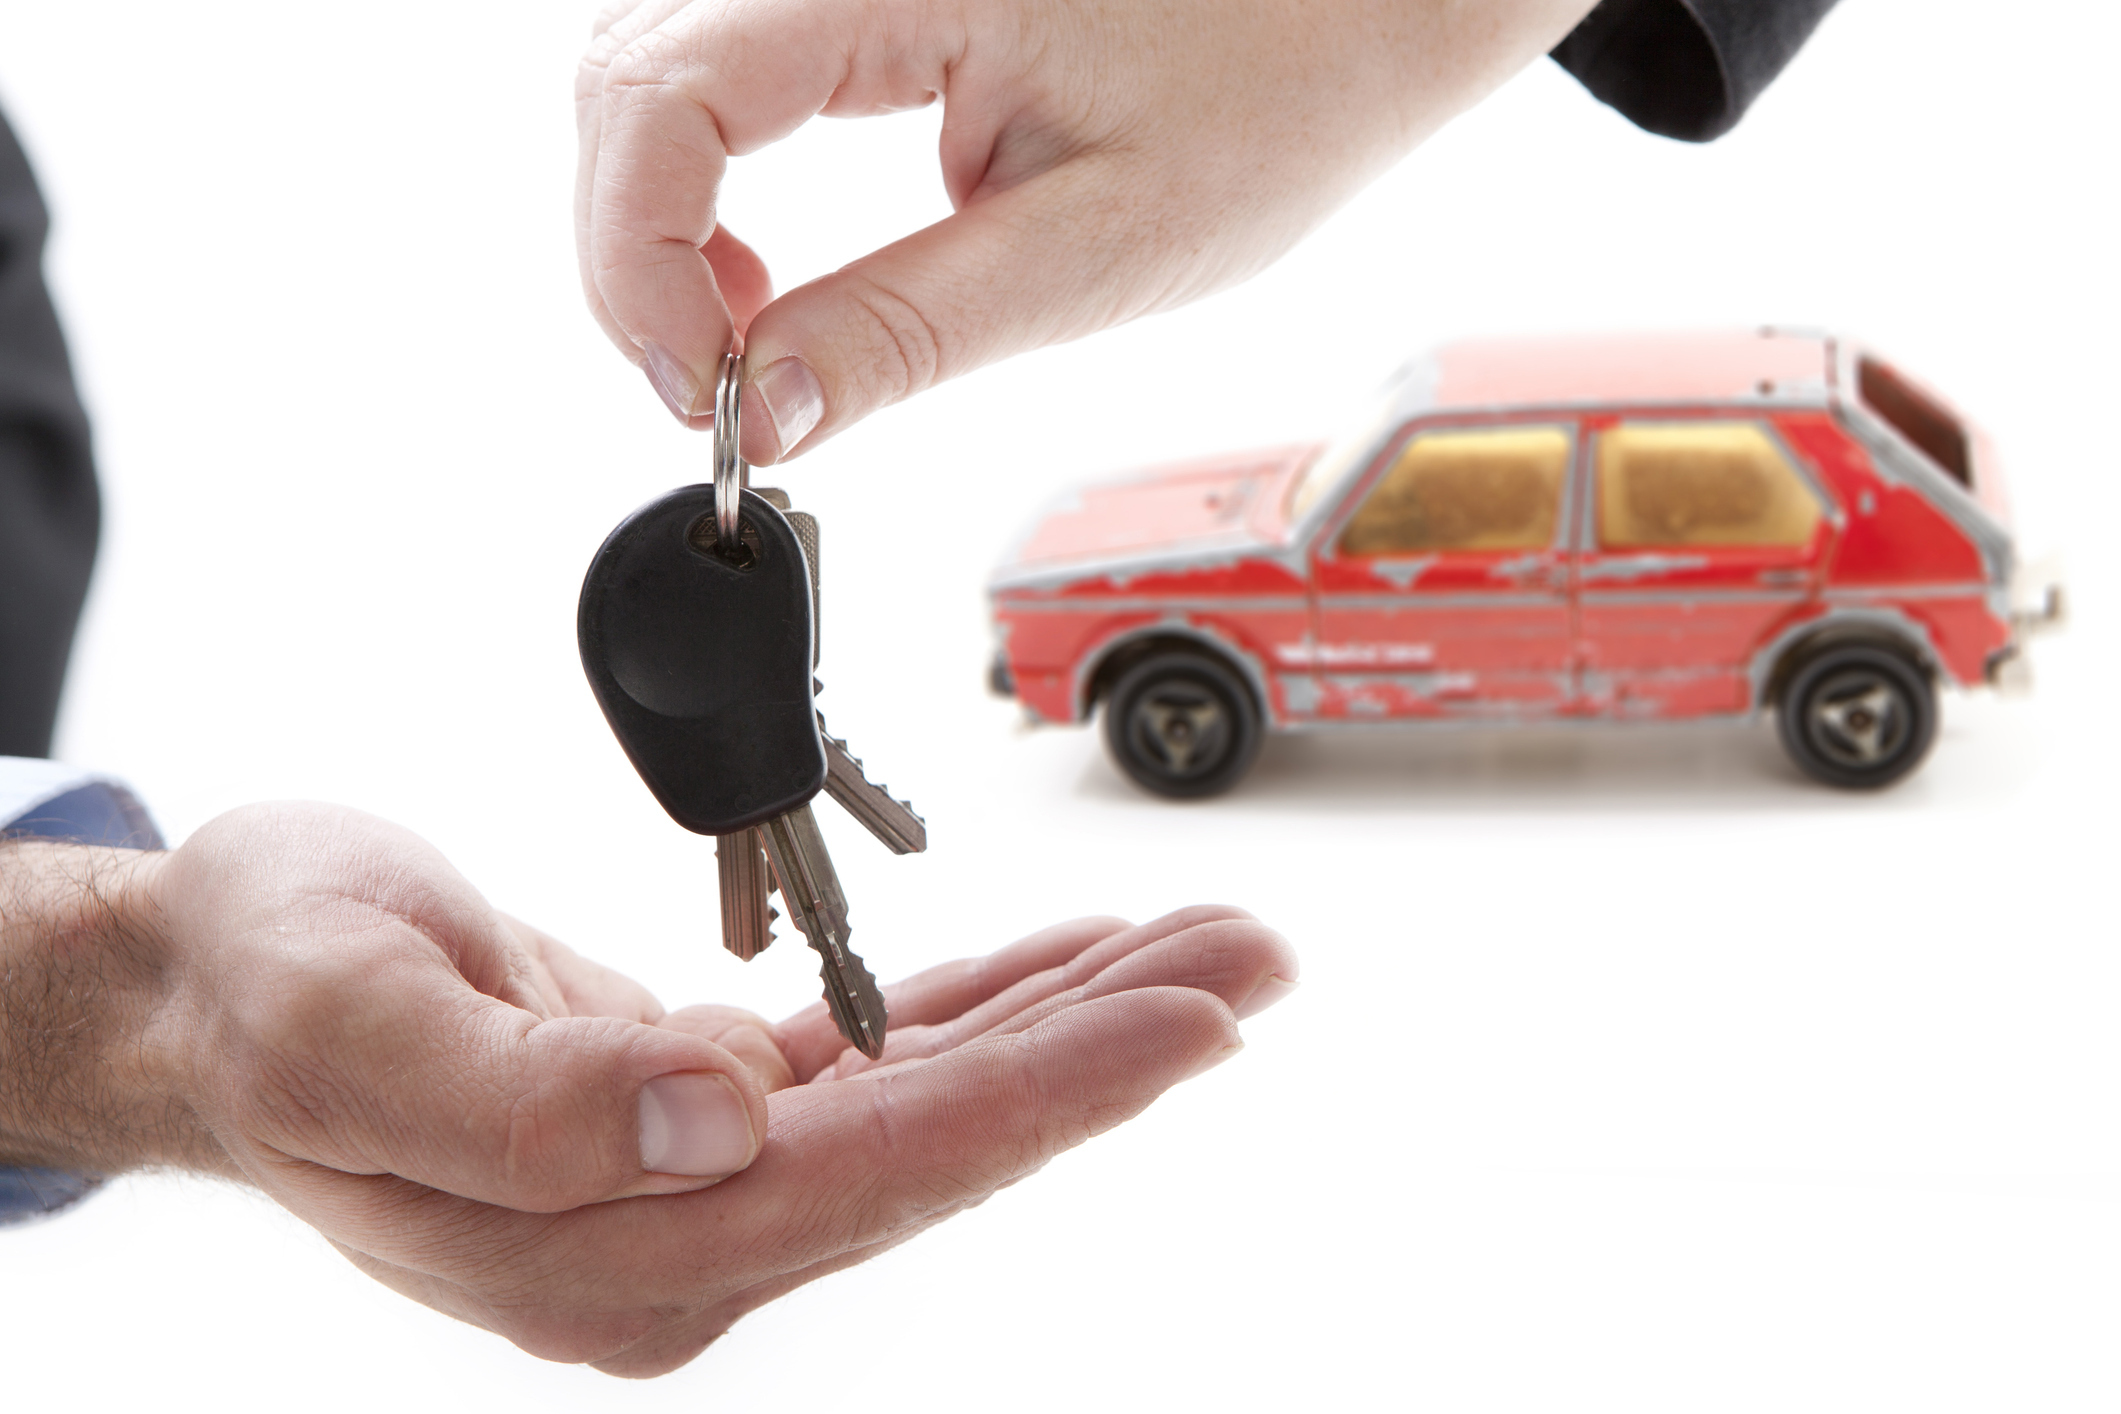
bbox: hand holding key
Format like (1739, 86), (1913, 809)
(576, 0), (1595, 461)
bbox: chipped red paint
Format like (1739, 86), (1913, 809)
(1007, 445), (1315, 569)
(989, 331), (2025, 733)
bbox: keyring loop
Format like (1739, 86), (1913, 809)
(712, 351), (745, 548)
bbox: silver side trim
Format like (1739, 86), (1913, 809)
(1265, 710), (1758, 735)
(1821, 583), (1987, 602)
(1580, 588), (1809, 607)
(1316, 592), (1562, 611)
(998, 595), (1311, 615)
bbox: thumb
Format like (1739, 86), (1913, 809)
(736, 154), (1235, 463)
(223, 969), (771, 1212)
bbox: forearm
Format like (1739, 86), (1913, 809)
(0, 842), (219, 1175)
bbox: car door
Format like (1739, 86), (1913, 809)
(1307, 419), (1577, 719)
(1573, 414), (1834, 717)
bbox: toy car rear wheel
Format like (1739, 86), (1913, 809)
(1775, 642), (1936, 789)
(1102, 651), (1262, 799)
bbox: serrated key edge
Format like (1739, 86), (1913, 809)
(819, 729), (928, 855)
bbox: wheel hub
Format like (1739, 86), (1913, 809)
(1807, 675), (1905, 766)
(1133, 694), (1225, 774)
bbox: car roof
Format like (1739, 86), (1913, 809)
(1405, 328), (1835, 414)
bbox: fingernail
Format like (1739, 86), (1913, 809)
(642, 342), (704, 425)
(1234, 975), (1299, 1021)
(1185, 1041), (1244, 1081)
(639, 1072), (756, 1177)
(750, 356), (824, 459)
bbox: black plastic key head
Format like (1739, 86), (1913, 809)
(578, 485), (826, 834)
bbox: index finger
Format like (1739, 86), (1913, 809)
(583, 0), (870, 414)
(775, 906), (1259, 1080)
(773, 914), (1130, 1080)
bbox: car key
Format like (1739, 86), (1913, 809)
(755, 484), (925, 855)
(577, 354), (916, 1057)
(577, 470), (889, 1058)
(716, 827), (775, 961)
(820, 725), (927, 854)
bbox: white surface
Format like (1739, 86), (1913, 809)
(4, 1), (2117, 1408)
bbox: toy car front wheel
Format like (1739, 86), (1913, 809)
(1102, 651), (1262, 798)
(1775, 643), (1936, 789)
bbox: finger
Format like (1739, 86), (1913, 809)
(735, 153), (1249, 462)
(778, 906), (1253, 1080)
(953, 916), (1296, 1051)
(706, 225), (773, 339)
(724, 987), (1240, 1273)
(585, 0), (862, 423)
(817, 912), (1294, 1081)
(574, 0), (705, 355)
(506, 916), (665, 1023)
(660, 1004), (797, 1093)
(774, 914), (1132, 1081)
(213, 947), (770, 1211)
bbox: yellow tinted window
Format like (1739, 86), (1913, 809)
(1338, 427), (1570, 556)
(1598, 422), (1821, 549)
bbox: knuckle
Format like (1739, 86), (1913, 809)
(838, 273), (945, 407)
(1165, 902), (1259, 931)
(573, 39), (618, 98)
(1196, 916), (1298, 979)
(488, 1089), (596, 1211)
(603, 31), (693, 100)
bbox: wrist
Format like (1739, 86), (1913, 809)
(0, 842), (222, 1175)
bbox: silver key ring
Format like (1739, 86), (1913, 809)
(712, 350), (746, 548)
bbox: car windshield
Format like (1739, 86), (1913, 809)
(1287, 393), (1399, 524)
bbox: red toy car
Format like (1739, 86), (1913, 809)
(987, 330), (2060, 796)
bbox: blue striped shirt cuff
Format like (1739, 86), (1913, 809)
(0, 758), (165, 1227)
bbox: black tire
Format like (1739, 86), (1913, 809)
(1775, 642), (1936, 789)
(1102, 651), (1263, 798)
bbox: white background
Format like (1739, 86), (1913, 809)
(4, 1), (2118, 1408)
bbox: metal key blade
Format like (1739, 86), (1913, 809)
(715, 828), (775, 960)
(819, 725), (928, 855)
(759, 803), (887, 1058)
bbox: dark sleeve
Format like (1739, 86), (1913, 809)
(1551, 0), (1842, 142)
(0, 108), (99, 760)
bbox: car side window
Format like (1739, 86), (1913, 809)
(1597, 422), (1821, 549)
(1337, 426), (1570, 557)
